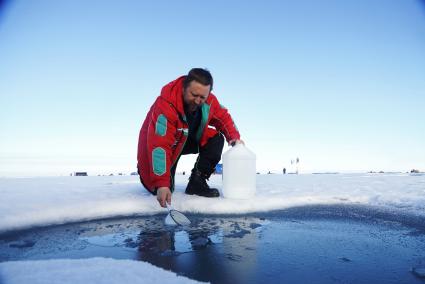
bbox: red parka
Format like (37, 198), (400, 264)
(137, 76), (240, 193)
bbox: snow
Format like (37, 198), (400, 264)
(1, 173), (424, 234)
(0, 257), (205, 284)
(0, 173), (424, 283)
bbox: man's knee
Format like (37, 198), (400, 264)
(211, 132), (224, 144)
(203, 132), (224, 151)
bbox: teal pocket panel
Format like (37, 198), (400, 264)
(152, 147), (166, 176)
(155, 114), (167, 136)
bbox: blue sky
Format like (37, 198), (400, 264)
(1, 0), (424, 176)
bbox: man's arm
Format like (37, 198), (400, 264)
(208, 95), (241, 143)
(145, 99), (178, 206)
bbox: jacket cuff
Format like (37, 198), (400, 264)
(227, 132), (241, 143)
(152, 180), (171, 189)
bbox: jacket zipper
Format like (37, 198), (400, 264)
(170, 116), (189, 169)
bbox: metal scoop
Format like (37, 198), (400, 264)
(165, 203), (191, 226)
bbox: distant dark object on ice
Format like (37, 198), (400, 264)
(130, 172), (138, 176)
(368, 171), (403, 174)
(72, 172), (88, 176)
(368, 170), (385, 174)
(410, 169), (424, 176)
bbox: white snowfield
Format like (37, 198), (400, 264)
(0, 173), (424, 284)
(0, 257), (205, 284)
(0, 173), (424, 234)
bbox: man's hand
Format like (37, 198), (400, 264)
(157, 187), (172, 208)
(229, 139), (245, 146)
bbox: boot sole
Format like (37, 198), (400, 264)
(185, 191), (220, 198)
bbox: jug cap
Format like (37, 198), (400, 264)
(223, 143), (256, 159)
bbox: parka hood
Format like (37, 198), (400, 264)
(159, 76), (186, 117)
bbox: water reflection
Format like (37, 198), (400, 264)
(134, 217), (263, 284)
(136, 226), (223, 256)
(73, 215), (265, 284)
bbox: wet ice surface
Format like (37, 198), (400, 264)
(1, 205), (425, 284)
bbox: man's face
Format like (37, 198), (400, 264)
(183, 81), (210, 113)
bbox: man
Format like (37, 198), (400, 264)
(137, 68), (242, 208)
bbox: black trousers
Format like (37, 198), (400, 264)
(169, 133), (224, 192)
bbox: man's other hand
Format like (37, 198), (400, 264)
(157, 187), (172, 208)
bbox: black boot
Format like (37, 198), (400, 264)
(185, 170), (220, 197)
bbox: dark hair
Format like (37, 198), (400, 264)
(183, 68), (213, 91)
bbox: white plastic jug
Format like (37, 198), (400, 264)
(222, 143), (256, 199)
